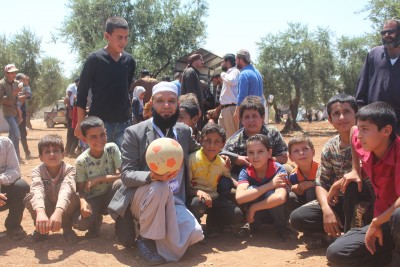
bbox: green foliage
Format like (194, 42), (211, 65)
(258, 22), (337, 128)
(59, 0), (208, 78)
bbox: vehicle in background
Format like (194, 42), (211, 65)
(44, 100), (67, 128)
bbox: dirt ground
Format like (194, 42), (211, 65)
(0, 119), (336, 266)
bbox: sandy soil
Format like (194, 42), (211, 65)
(0, 119), (335, 266)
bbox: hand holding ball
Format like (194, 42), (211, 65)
(145, 138), (183, 175)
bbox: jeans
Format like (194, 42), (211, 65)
(104, 120), (130, 149)
(4, 116), (21, 160)
(326, 208), (400, 267)
(0, 178), (30, 230)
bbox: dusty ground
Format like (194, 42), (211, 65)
(0, 119), (335, 266)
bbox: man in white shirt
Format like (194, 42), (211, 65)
(208, 54), (240, 139)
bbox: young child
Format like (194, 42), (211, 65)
(24, 134), (79, 243)
(75, 116), (122, 238)
(131, 86), (146, 125)
(236, 134), (296, 240)
(327, 102), (400, 267)
(188, 124), (242, 235)
(287, 135), (318, 210)
(290, 94), (374, 248)
(178, 102), (201, 141)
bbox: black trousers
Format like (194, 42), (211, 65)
(326, 208), (400, 267)
(290, 181), (374, 234)
(65, 117), (78, 155)
(18, 111), (30, 157)
(0, 179), (29, 230)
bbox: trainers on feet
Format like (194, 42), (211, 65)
(63, 229), (79, 244)
(8, 226), (27, 241)
(29, 230), (48, 242)
(136, 235), (166, 265)
(277, 227), (298, 241)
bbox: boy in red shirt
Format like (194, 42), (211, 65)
(327, 101), (400, 267)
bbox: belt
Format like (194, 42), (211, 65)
(221, 103), (236, 109)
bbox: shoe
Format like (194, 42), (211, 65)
(277, 227), (298, 241)
(85, 215), (103, 238)
(235, 223), (251, 238)
(136, 235), (166, 265)
(63, 229), (79, 244)
(29, 230), (48, 242)
(7, 226), (27, 241)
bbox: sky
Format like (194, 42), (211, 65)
(0, 0), (372, 77)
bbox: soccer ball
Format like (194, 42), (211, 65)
(145, 137), (184, 175)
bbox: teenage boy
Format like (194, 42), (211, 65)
(24, 134), (79, 243)
(188, 124), (242, 235)
(178, 102), (201, 141)
(327, 101), (400, 267)
(75, 16), (135, 148)
(290, 94), (374, 248)
(75, 116), (121, 238)
(287, 135), (318, 210)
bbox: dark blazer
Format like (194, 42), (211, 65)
(108, 119), (199, 219)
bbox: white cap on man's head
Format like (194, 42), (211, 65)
(4, 64), (19, 73)
(152, 82), (178, 96)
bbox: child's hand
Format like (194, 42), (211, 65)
(298, 181), (315, 192)
(327, 187), (340, 206)
(272, 173), (288, 188)
(85, 179), (97, 193)
(220, 155), (231, 169)
(236, 155), (250, 166)
(341, 170), (362, 193)
(196, 190), (212, 207)
(36, 209), (50, 234)
(0, 193), (7, 208)
(322, 208), (343, 237)
(80, 200), (92, 218)
(49, 208), (64, 232)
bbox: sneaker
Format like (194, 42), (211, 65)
(8, 226), (27, 241)
(85, 215), (103, 238)
(136, 235), (166, 265)
(277, 227), (298, 241)
(63, 229), (79, 244)
(29, 230), (48, 242)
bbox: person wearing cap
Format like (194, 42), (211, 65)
(75, 16), (135, 149)
(108, 82), (203, 265)
(0, 64), (23, 161)
(181, 54), (204, 117)
(208, 54), (241, 139)
(234, 49), (264, 124)
(129, 69), (159, 105)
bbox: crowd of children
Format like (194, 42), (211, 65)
(1, 91), (400, 266)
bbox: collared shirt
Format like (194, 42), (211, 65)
(220, 67), (240, 105)
(0, 78), (19, 117)
(237, 64), (264, 105)
(238, 159), (286, 186)
(352, 128), (400, 217)
(355, 45), (400, 118)
(188, 148), (231, 199)
(315, 135), (352, 191)
(29, 161), (76, 211)
(222, 124), (288, 176)
(289, 160), (319, 185)
(0, 137), (20, 187)
(76, 142), (122, 199)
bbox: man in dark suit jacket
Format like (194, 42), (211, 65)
(108, 82), (203, 265)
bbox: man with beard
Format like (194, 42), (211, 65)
(233, 49), (264, 125)
(355, 19), (400, 134)
(108, 82), (203, 265)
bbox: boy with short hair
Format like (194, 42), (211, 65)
(290, 94), (374, 248)
(178, 102), (201, 141)
(75, 116), (122, 238)
(327, 102), (400, 267)
(24, 134), (79, 243)
(188, 124), (242, 234)
(287, 135), (318, 210)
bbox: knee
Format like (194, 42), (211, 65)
(326, 242), (341, 265)
(289, 208), (303, 230)
(344, 182), (358, 198)
(149, 181), (170, 203)
(190, 197), (207, 218)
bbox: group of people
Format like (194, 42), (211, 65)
(1, 16), (400, 267)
